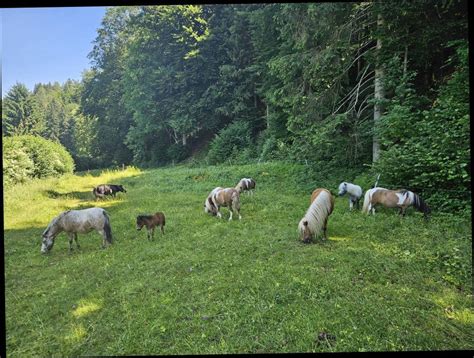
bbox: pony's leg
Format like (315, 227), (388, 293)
(160, 224), (165, 235)
(370, 204), (375, 215)
(323, 218), (328, 240)
(98, 229), (107, 248)
(74, 233), (80, 249)
(67, 233), (74, 251)
(216, 208), (222, 219)
(228, 209), (233, 221)
(151, 227), (155, 240)
(349, 198), (353, 211)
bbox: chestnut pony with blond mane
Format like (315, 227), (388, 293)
(298, 188), (335, 243)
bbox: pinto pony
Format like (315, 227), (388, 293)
(136, 212), (166, 240)
(40, 207), (112, 254)
(338, 182), (363, 210)
(93, 184), (127, 200)
(204, 187), (241, 221)
(362, 187), (431, 219)
(235, 178), (256, 195)
(298, 188), (335, 243)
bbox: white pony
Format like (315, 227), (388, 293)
(41, 207), (112, 254)
(298, 188), (335, 243)
(235, 178), (256, 195)
(338, 182), (363, 210)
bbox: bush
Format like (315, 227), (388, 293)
(2, 135), (75, 185)
(206, 121), (252, 165)
(2, 142), (34, 187)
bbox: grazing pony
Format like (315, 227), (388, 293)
(298, 188), (335, 243)
(362, 187), (431, 219)
(40, 207), (112, 254)
(136, 212), (166, 240)
(204, 187), (241, 221)
(235, 178), (256, 195)
(338, 182), (363, 210)
(204, 187), (223, 216)
(93, 184), (127, 200)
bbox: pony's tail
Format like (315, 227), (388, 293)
(103, 211), (113, 244)
(362, 189), (372, 214)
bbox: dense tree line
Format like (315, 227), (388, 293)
(2, 2), (469, 211)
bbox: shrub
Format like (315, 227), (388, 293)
(206, 121), (252, 165)
(2, 142), (34, 187)
(2, 135), (75, 185)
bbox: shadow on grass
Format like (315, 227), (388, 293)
(45, 189), (94, 201)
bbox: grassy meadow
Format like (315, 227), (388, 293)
(4, 162), (473, 355)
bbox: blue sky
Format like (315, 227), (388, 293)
(2, 7), (107, 97)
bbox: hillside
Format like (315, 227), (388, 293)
(4, 163), (472, 355)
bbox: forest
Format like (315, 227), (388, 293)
(2, 2), (470, 212)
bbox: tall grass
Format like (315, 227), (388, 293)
(4, 163), (473, 355)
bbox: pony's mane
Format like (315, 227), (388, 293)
(411, 192), (430, 214)
(137, 214), (153, 221)
(299, 190), (332, 236)
(43, 210), (69, 236)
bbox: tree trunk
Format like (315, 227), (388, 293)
(266, 103), (269, 129)
(403, 45), (408, 77)
(182, 133), (187, 146)
(373, 13), (385, 163)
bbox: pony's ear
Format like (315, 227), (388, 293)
(303, 220), (308, 226)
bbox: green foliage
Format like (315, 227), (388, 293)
(2, 141), (34, 187)
(206, 121), (252, 165)
(2, 3), (470, 212)
(2, 83), (42, 136)
(3, 135), (75, 184)
(374, 40), (470, 212)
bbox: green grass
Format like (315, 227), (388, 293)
(4, 162), (473, 355)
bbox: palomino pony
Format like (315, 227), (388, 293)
(362, 187), (431, 219)
(298, 188), (335, 243)
(338, 181), (363, 210)
(41, 207), (113, 253)
(136, 212), (166, 240)
(204, 187), (241, 221)
(235, 178), (256, 195)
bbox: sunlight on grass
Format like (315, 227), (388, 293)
(330, 236), (352, 242)
(450, 308), (474, 324)
(65, 323), (87, 343)
(72, 300), (103, 318)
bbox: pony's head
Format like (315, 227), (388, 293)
(136, 216), (146, 230)
(299, 220), (312, 243)
(338, 182), (347, 196)
(40, 229), (56, 254)
(117, 185), (127, 193)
